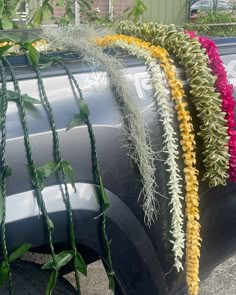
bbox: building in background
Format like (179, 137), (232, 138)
(13, 0), (188, 27)
(143, 0), (188, 25)
(92, 0), (134, 18)
(53, 0), (134, 23)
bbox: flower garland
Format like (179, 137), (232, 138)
(117, 21), (230, 187)
(185, 31), (236, 182)
(97, 35), (201, 292)
(111, 38), (185, 271)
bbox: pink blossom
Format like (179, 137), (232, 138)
(186, 31), (236, 182)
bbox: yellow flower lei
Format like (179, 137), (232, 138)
(97, 34), (200, 295)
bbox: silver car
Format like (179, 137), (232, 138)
(191, 0), (233, 13)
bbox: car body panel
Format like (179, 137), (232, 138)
(6, 183), (168, 295)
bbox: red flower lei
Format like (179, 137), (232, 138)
(185, 30), (236, 182)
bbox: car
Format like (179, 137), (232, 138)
(1, 29), (236, 295)
(191, 0), (233, 14)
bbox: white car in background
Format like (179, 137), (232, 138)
(191, 0), (233, 14)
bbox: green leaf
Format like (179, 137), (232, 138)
(42, 251), (73, 270)
(57, 0), (64, 7)
(47, 217), (54, 231)
(37, 161), (60, 178)
(79, 0), (91, 10)
(0, 2), (4, 16)
(78, 99), (90, 118)
(66, 113), (84, 131)
(24, 102), (41, 119)
(59, 17), (70, 26)
(1, 15), (13, 30)
(26, 44), (40, 69)
(99, 177), (109, 210)
(0, 261), (9, 287)
(34, 7), (43, 26)
(3, 90), (42, 105)
(35, 170), (45, 190)
(108, 272), (115, 292)
(4, 166), (12, 178)
(27, 164), (45, 191)
(47, 3), (54, 15)
(29, 162), (60, 191)
(3, 90), (18, 101)
(0, 45), (12, 56)
(95, 177), (109, 219)
(46, 270), (58, 295)
(9, 243), (32, 263)
(21, 94), (42, 105)
(75, 252), (87, 276)
(61, 161), (76, 192)
(39, 61), (53, 70)
(0, 36), (20, 44)
(42, 4), (52, 21)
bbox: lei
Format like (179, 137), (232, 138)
(97, 35), (201, 294)
(186, 31), (236, 182)
(117, 22), (230, 188)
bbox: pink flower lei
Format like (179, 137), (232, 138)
(185, 30), (236, 182)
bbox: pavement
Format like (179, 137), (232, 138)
(200, 255), (236, 295)
(73, 258), (236, 295)
(78, 258), (236, 295)
(23, 252), (236, 295)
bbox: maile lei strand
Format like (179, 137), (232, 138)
(0, 39), (115, 293)
(0, 40), (89, 294)
(117, 21), (230, 187)
(97, 35), (200, 295)
(185, 30), (236, 182)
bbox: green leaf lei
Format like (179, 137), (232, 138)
(117, 21), (230, 187)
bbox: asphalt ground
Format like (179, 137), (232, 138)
(200, 255), (236, 295)
(77, 257), (236, 295)
(23, 252), (236, 295)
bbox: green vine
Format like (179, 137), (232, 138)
(41, 54), (115, 291)
(2, 56), (60, 294)
(0, 58), (13, 295)
(0, 57), (33, 294)
(35, 66), (87, 293)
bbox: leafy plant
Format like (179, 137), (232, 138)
(196, 11), (234, 23)
(0, 0), (94, 29)
(0, 0), (20, 29)
(122, 0), (147, 22)
(184, 11), (236, 36)
(36, 0), (94, 27)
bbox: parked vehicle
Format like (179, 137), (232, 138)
(1, 30), (236, 295)
(191, 0), (233, 15)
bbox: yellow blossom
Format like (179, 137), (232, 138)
(97, 34), (201, 295)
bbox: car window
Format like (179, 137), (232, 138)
(191, 0), (231, 11)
